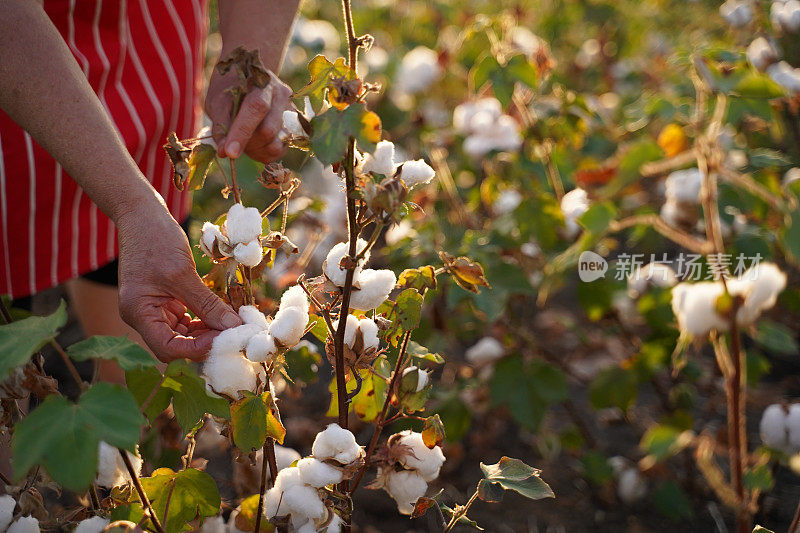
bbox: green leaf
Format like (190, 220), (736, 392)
(0, 301), (67, 380)
(490, 355), (567, 430)
(589, 366), (638, 411)
(384, 289), (425, 346)
(577, 202), (617, 235)
(230, 391), (285, 452)
(471, 54), (537, 108)
(12, 382), (144, 491)
(295, 55), (355, 113)
(749, 319), (799, 355)
(310, 103), (376, 165)
(139, 468), (220, 533)
(477, 479), (505, 502)
(734, 73), (785, 99)
(640, 424), (694, 462)
(580, 451), (614, 486)
(406, 341), (444, 364)
(440, 503), (484, 530)
(126, 361), (230, 436)
(479, 456), (555, 501)
(327, 366), (387, 422)
(67, 336), (157, 371)
(307, 315), (329, 343)
(397, 266), (437, 292)
(743, 464), (774, 492)
(653, 480), (692, 521)
(186, 143), (216, 190)
(283, 341), (322, 383)
(421, 414), (446, 448)
(784, 208), (800, 267)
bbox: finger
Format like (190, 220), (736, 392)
(174, 273), (242, 331)
(222, 84), (274, 159)
(265, 138), (286, 158)
(130, 305), (212, 362)
(257, 84), (292, 144)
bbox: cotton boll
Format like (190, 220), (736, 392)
(275, 466), (305, 493)
(96, 442), (141, 488)
(333, 314), (361, 349)
(209, 324), (263, 359)
(462, 115), (522, 158)
(245, 331), (277, 363)
(772, 0), (800, 32)
(293, 18), (340, 51)
(238, 305), (269, 330)
(203, 352), (261, 398)
(747, 37), (779, 71)
(760, 404), (788, 449)
(362, 140), (397, 176)
(733, 262), (787, 325)
(493, 190), (522, 215)
(385, 470), (428, 515)
(0, 495), (16, 532)
(74, 516), (111, 533)
(349, 269), (396, 310)
(282, 484), (326, 520)
(323, 239), (370, 286)
(453, 98), (502, 134)
(325, 514), (345, 533)
(312, 423), (363, 465)
(262, 487), (283, 518)
(384, 220), (417, 246)
(233, 241), (263, 268)
(274, 445), (302, 471)
(296, 457), (344, 487)
(358, 318), (380, 351)
(670, 282), (729, 337)
(464, 337), (505, 365)
(784, 168), (800, 187)
(200, 222), (227, 257)
(720, 0), (752, 27)
(560, 188), (590, 239)
(198, 516), (226, 533)
(398, 159), (435, 188)
(665, 168), (702, 204)
(280, 285), (309, 312)
(8, 516), (39, 533)
(225, 204), (263, 245)
(283, 110), (306, 138)
(767, 61), (800, 93)
(617, 467), (647, 505)
(786, 404), (800, 451)
(394, 47), (441, 95)
(393, 431), (445, 481)
(628, 263), (677, 296)
(269, 307), (308, 346)
(402, 367), (430, 393)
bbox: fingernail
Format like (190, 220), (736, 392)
(227, 141), (241, 158)
(221, 312), (241, 329)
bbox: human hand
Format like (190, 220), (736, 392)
(205, 68), (293, 163)
(116, 204), (242, 362)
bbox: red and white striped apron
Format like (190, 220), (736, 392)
(0, 0), (208, 299)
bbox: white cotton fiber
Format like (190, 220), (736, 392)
(398, 159), (435, 187)
(275, 466), (305, 493)
(7, 516), (39, 533)
(274, 445), (302, 471)
(224, 203), (263, 245)
(209, 324), (263, 359)
(560, 188), (590, 239)
(0, 495), (15, 532)
(617, 467), (647, 505)
(787, 404), (800, 451)
(282, 484), (325, 520)
(664, 168), (702, 204)
(453, 98), (502, 134)
(198, 515), (225, 533)
(760, 404), (788, 449)
(96, 441), (141, 488)
(394, 46), (441, 95)
(312, 423), (363, 465)
(358, 318), (380, 351)
(296, 457), (344, 487)
(245, 331), (277, 363)
(670, 281), (728, 337)
(238, 305), (269, 330)
(464, 337), (505, 365)
(280, 285), (309, 312)
(731, 262), (787, 326)
(200, 222), (227, 257)
(334, 315), (361, 348)
(393, 431), (445, 481)
(269, 307), (308, 347)
(74, 516), (110, 533)
(402, 367), (429, 393)
(628, 263), (678, 296)
(323, 239), (370, 286)
(263, 487), (283, 518)
(202, 352), (261, 398)
(283, 110), (305, 138)
(362, 140), (397, 176)
(349, 269), (396, 310)
(325, 515), (345, 533)
(233, 240), (263, 268)
(385, 469), (427, 515)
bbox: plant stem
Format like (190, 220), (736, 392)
(443, 488), (480, 533)
(230, 158), (242, 204)
(119, 448), (165, 533)
(789, 497), (800, 533)
(254, 439), (278, 533)
(88, 484), (100, 510)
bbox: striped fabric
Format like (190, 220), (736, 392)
(0, 0), (208, 298)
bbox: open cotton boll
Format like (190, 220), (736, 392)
(760, 404), (788, 449)
(747, 37), (779, 71)
(0, 495), (15, 532)
(97, 441), (141, 488)
(200, 222), (227, 257)
(362, 140), (397, 176)
(493, 189), (522, 216)
(394, 46), (441, 95)
(358, 318), (380, 351)
(772, 0), (800, 32)
(385, 470), (428, 515)
(283, 110), (305, 138)
(394, 431), (445, 481)
(787, 404), (800, 451)
(731, 262), (787, 325)
(74, 516), (110, 533)
(462, 115), (522, 158)
(323, 239), (370, 286)
(349, 269), (397, 310)
(617, 467), (647, 505)
(670, 281), (728, 337)
(197, 515), (225, 533)
(274, 445), (302, 471)
(664, 168), (702, 203)
(202, 352), (261, 398)
(280, 285), (309, 312)
(209, 324), (263, 359)
(453, 98), (502, 134)
(325, 515), (345, 533)
(402, 367), (430, 393)
(398, 159), (435, 188)
(333, 314), (361, 348)
(560, 188), (590, 238)
(464, 337), (505, 365)
(269, 307), (308, 346)
(224, 204), (263, 245)
(233, 240), (263, 268)
(296, 457), (344, 487)
(312, 423), (363, 465)
(245, 331), (277, 363)
(238, 305), (269, 330)
(720, 0), (752, 27)
(767, 61), (800, 93)
(282, 484), (326, 520)
(293, 18), (340, 51)
(7, 516), (39, 533)
(274, 466), (305, 492)
(628, 263), (677, 296)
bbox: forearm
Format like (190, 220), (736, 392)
(218, 0), (300, 72)
(0, 0), (168, 226)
